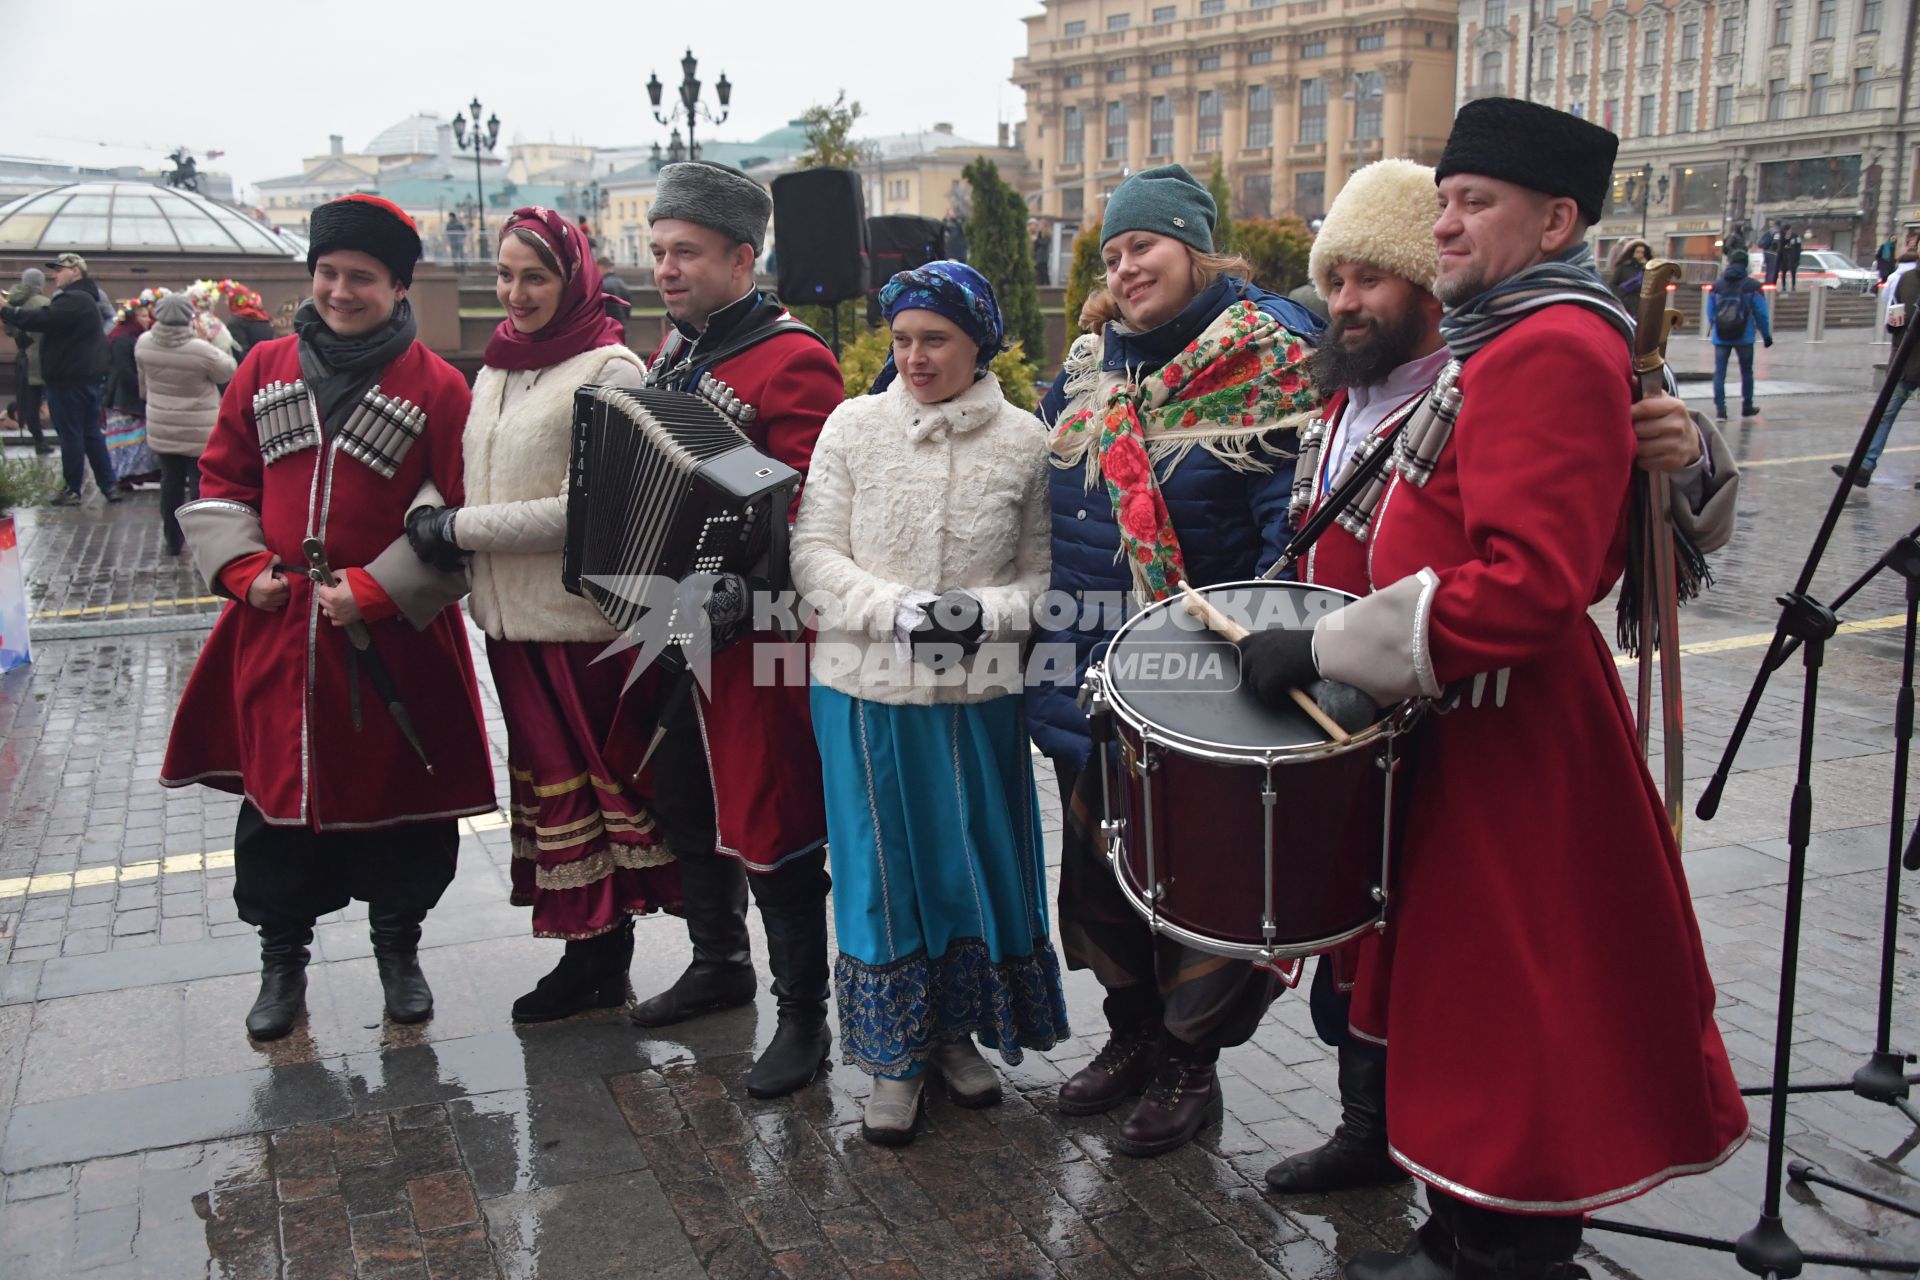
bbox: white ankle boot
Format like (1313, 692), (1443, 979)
(930, 1038), (1003, 1108)
(862, 1073), (926, 1146)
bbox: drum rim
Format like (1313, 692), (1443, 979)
(1107, 831), (1384, 962)
(1096, 579), (1409, 763)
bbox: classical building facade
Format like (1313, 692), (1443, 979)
(1460, 0), (1920, 262)
(1012, 0), (1459, 228)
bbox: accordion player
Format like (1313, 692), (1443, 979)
(562, 383), (801, 644)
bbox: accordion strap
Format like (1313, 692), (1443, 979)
(649, 302), (829, 389)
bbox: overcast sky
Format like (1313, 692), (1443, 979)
(3, 0), (1042, 198)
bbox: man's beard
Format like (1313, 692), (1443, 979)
(1307, 304), (1434, 396)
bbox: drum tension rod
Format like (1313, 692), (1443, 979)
(1261, 773), (1278, 946)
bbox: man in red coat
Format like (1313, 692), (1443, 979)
(623, 160), (844, 1099)
(1267, 160), (1741, 1213)
(1241, 101), (1750, 1278)
(165, 195), (493, 1041)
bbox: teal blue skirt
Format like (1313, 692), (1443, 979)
(810, 682), (1070, 1078)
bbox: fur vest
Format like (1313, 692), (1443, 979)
(460, 345), (645, 642)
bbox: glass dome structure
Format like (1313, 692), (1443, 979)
(0, 182), (303, 257)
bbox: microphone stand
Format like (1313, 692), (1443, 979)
(1586, 317), (1920, 1276)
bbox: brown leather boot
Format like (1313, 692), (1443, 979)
(1058, 1034), (1162, 1116)
(1113, 1052), (1222, 1157)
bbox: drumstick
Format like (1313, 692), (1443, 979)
(1177, 582), (1351, 745)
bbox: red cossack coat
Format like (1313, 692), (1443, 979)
(638, 325), (838, 871)
(1318, 309), (1748, 1213)
(1299, 386), (1389, 1016)
(161, 337), (495, 829)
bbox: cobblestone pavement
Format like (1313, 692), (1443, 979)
(6, 332), (1920, 1277)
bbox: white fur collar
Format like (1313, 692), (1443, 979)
(890, 371), (1006, 444)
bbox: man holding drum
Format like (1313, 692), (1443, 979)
(1240, 100), (1747, 1278)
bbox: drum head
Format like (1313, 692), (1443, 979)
(1103, 581), (1363, 754)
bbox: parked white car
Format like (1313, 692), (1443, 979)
(1799, 250), (1877, 294)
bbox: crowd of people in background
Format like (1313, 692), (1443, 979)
(0, 261), (275, 552)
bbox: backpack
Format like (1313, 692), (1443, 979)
(1712, 287), (1752, 341)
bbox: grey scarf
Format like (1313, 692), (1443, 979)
(293, 298), (417, 434)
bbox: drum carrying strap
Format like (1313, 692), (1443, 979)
(1261, 412), (1413, 580)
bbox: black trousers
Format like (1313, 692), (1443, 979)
(1054, 758), (1279, 1054)
(648, 686), (829, 909)
(156, 453), (200, 553)
(232, 802), (458, 932)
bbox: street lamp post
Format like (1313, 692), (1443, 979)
(647, 49), (731, 162)
(1628, 164), (1669, 241)
(451, 97), (501, 243)
(585, 179), (608, 244)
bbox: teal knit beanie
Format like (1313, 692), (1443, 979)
(1101, 164), (1216, 253)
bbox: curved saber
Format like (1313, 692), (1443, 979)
(301, 537), (435, 775)
(1632, 260), (1687, 841)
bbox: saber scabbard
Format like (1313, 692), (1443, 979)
(301, 537), (436, 775)
(1631, 261), (1688, 841)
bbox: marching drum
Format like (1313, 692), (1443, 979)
(1080, 580), (1421, 975)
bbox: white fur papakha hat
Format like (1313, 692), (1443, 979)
(1308, 158), (1441, 299)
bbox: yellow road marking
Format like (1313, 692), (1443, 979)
(1616, 613), (1908, 666)
(0, 813), (508, 900)
(33, 596), (222, 620)
(1741, 445), (1920, 469)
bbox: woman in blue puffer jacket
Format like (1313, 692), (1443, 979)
(1031, 163), (1322, 1158)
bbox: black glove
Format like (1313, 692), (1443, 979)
(1235, 625), (1319, 708)
(405, 504), (465, 572)
(911, 590), (985, 669)
(1307, 678), (1380, 735)
(675, 572), (752, 654)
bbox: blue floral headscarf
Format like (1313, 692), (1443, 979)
(869, 260), (1005, 394)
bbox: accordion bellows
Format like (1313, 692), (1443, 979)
(562, 385), (800, 635)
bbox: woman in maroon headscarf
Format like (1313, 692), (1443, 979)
(406, 206), (676, 1021)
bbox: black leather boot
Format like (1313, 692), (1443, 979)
(745, 893), (832, 1098)
(1114, 1042), (1223, 1157)
(631, 855), (756, 1028)
(245, 925), (312, 1040)
(512, 920), (635, 1023)
(1266, 1044), (1406, 1192)
(1347, 1192), (1587, 1280)
(1344, 1215), (1457, 1280)
(369, 906), (434, 1024)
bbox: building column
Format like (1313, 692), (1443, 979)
(1381, 60), (1413, 160)
(1171, 87), (1195, 170)
(1325, 69), (1354, 204)
(1222, 77), (1248, 162)
(1127, 92), (1150, 174)
(1271, 74), (1298, 211)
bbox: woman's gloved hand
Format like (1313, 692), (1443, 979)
(405, 505), (465, 572)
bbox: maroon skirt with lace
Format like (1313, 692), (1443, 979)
(487, 638), (679, 939)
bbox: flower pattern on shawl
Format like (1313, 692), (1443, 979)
(1050, 300), (1318, 600)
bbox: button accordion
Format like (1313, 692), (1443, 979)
(562, 385), (801, 635)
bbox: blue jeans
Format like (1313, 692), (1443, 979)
(1861, 378), (1920, 473)
(1712, 343), (1755, 417)
(45, 379), (115, 496)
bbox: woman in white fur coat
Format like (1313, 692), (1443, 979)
(790, 263), (1069, 1146)
(404, 207), (673, 1022)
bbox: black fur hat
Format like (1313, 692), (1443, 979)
(307, 195), (423, 286)
(1435, 97), (1619, 225)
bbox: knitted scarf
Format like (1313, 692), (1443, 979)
(1049, 300), (1317, 600)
